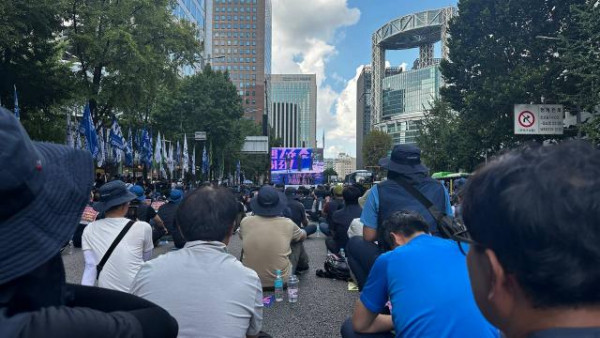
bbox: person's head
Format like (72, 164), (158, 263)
(462, 141), (600, 333)
(379, 145), (428, 177)
(342, 186), (361, 205)
(168, 189), (184, 204)
(0, 107), (93, 287)
(250, 185), (288, 217)
(284, 186), (297, 198)
(129, 184), (146, 202)
(176, 186), (238, 244)
(94, 180), (137, 217)
(332, 185), (343, 198)
(382, 211), (429, 249)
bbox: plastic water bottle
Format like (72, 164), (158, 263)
(287, 274), (299, 303)
(339, 248), (346, 259)
(274, 270), (284, 302)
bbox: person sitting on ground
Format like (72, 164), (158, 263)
(240, 186), (308, 288)
(460, 141), (600, 338)
(319, 185), (344, 236)
(0, 107), (177, 337)
(157, 189), (186, 249)
(341, 210), (498, 338)
(132, 186), (265, 338)
(326, 186), (362, 254)
(346, 145), (452, 290)
(81, 180), (154, 292)
(283, 187), (317, 237)
(130, 184), (167, 245)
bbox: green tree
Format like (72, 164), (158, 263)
(153, 66), (244, 179)
(0, 0), (76, 141)
(417, 100), (464, 172)
(363, 130), (392, 169)
(441, 0), (584, 160)
(323, 167), (338, 182)
(63, 0), (200, 121)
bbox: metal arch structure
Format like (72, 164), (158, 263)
(371, 7), (457, 126)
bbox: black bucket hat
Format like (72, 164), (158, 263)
(93, 180), (137, 213)
(0, 107), (94, 284)
(251, 186), (288, 217)
(379, 144), (429, 174)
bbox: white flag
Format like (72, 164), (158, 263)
(154, 132), (162, 175)
(191, 147), (196, 175)
(97, 127), (105, 167)
(183, 134), (189, 173)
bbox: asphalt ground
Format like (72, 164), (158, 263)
(62, 226), (359, 338)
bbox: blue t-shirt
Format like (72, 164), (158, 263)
(360, 235), (499, 338)
(360, 185), (453, 229)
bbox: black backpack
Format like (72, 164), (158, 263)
(316, 253), (351, 281)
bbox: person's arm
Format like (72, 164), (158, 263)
(352, 300), (394, 333)
(291, 222), (307, 242)
(142, 222), (154, 260)
(81, 250), (97, 286)
(360, 187), (379, 242)
(153, 214), (167, 233)
(246, 277), (264, 338)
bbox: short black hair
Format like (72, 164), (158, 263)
(462, 141), (600, 308)
(342, 186), (361, 205)
(382, 211), (430, 248)
(176, 186), (238, 242)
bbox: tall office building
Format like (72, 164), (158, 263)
(206, 0), (272, 123)
(356, 66), (403, 169)
(269, 74), (317, 148)
(371, 8), (456, 146)
(174, 0), (206, 75)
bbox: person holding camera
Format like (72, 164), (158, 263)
(81, 180), (154, 292)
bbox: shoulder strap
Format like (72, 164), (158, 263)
(96, 220), (135, 279)
(389, 177), (456, 238)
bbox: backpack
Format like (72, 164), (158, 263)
(316, 253), (351, 281)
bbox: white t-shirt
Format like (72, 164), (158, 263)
(82, 217), (153, 292)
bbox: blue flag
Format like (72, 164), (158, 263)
(13, 85), (19, 120)
(202, 145), (209, 175)
(78, 104), (99, 158)
(109, 118), (126, 150)
(125, 128), (134, 167)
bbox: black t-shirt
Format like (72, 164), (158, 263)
(331, 204), (363, 247)
(284, 199), (306, 227)
(137, 204), (156, 223)
(325, 199), (344, 226)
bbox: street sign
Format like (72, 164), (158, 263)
(194, 131), (207, 141)
(241, 136), (269, 154)
(514, 104), (564, 135)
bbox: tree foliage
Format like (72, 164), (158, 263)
(323, 167), (338, 180)
(63, 0), (200, 121)
(363, 130), (392, 169)
(441, 0), (585, 165)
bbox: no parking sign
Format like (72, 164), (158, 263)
(514, 104), (564, 135)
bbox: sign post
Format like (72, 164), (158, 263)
(194, 131), (207, 141)
(514, 104), (564, 135)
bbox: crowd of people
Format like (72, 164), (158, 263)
(2, 105), (600, 338)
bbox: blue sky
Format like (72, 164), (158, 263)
(271, 0), (457, 158)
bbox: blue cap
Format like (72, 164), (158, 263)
(129, 185), (145, 202)
(168, 189), (183, 204)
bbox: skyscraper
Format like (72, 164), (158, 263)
(269, 74), (317, 148)
(173, 0), (206, 76)
(206, 0), (272, 123)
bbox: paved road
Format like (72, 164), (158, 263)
(62, 229), (358, 338)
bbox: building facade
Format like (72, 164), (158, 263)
(174, 0), (206, 76)
(206, 0), (272, 123)
(269, 74), (317, 148)
(371, 7), (456, 146)
(356, 66), (403, 169)
(333, 153), (356, 179)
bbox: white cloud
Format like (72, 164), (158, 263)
(271, 0), (361, 155)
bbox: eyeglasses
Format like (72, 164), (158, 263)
(438, 219), (478, 256)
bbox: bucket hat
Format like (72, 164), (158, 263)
(378, 145), (429, 174)
(0, 107), (94, 284)
(250, 186), (288, 217)
(168, 189), (183, 204)
(129, 185), (145, 202)
(93, 180), (137, 213)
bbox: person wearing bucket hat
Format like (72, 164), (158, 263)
(345, 144), (453, 290)
(240, 186), (308, 288)
(157, 189), (187, 249)
(81, 180), (154, 292)
(0, 108), (178, 337)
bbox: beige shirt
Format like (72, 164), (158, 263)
(240, 215), (304, 287)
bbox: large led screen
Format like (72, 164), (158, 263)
(271, 147), (324, 185)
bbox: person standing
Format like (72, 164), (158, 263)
(132, 187), (265, 338)
(240, 186), (307, 288)
(0, 107), (177, 337)
(157, 189), (186, 249)
(81, 180), (154, 292)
